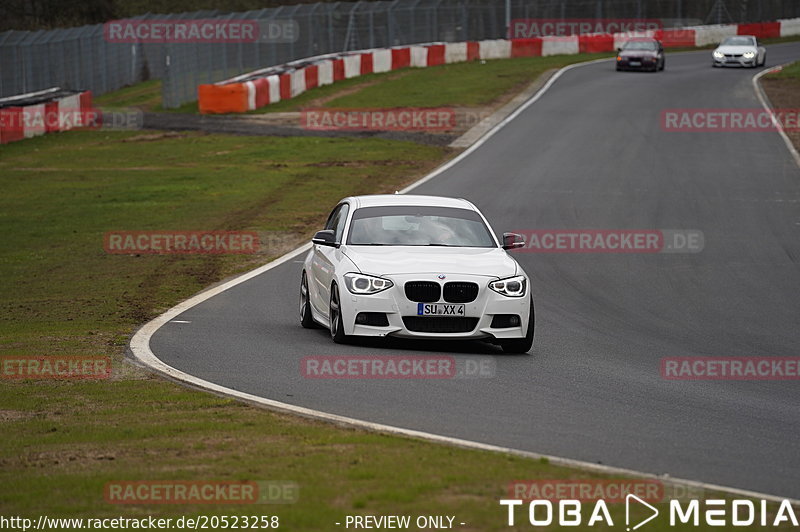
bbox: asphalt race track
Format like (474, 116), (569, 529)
(148, 44), (800, 498)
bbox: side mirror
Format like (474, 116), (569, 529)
(502, 232), (525, 250)
(312, 229), (337, 247)
(617, 47), (622, 52)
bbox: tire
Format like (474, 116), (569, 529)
(659, 58), (665, 71)
(299, 271), (316, 329)
(499, 299), (535, 354)
(329, 283), (348, 344)
(761, 54), (766, 67)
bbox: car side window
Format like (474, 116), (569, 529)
(324, 206), (341, 231)
(333, 204), (350, 243)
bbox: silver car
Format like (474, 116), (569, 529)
(712, 35), (766, 68)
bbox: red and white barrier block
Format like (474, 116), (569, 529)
(0, 88), (94, 145)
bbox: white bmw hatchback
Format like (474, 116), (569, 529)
(300, 194), (534, 353)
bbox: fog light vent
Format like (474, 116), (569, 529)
(491, 314), (521, 328)
(355, 312), (389, 326)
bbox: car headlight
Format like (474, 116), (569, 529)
(743, 51), (756, 58)
(616, 55), (622, 62)
(713, 50), (724, 59)
(489, 275), (527, 298)
(344, 273), (393, 295)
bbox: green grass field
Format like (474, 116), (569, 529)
(2, 54), (794, 531)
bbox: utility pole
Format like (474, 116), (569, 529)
(505, 0), (510, 39)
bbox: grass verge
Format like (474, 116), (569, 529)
(761, 60), (800, 153)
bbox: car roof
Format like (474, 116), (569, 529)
(342, 194), (478, 211)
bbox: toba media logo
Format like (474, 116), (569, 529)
(500, 495), (799, 529)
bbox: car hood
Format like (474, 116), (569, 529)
(341, 245), (519, 278)
(715, 45), (756, 54)
(619, 49), (657, 57)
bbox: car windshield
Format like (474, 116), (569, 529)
(347, 205), (496, 247)
(623, 41), (657, 50)
(721, 36), (755, 46)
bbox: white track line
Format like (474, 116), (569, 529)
(129, 57), (799, 505)
(753, 63), (800, 169)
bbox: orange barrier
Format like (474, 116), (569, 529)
(511, 38), (543, 57)
(198, 83), (248, 114)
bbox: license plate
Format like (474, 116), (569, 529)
(417, 303), (465, 316)
(629, 61), (641, 66)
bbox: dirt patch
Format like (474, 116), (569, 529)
(302, 70), (414, 108)
(306, 159), (415, 168)
(121, 132), (187, 143)
(0, 410), (35, 422)
(761, 76), (800, 151)
(17, 449), (116, 468)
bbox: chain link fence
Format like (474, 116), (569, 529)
(1, 0), (798, 109)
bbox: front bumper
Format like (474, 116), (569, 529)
(338, 273), (531, 340)
(713, 55), (757, 67)
(617, 56), (659, 70)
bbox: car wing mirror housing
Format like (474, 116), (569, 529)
(312, 229), (338, 247)
(502, 232), (525, 250)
